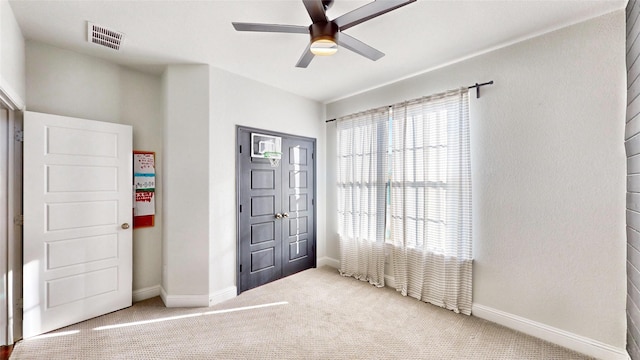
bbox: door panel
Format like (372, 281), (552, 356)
(251, 195), (276, 216)
(237, 128), (315, 293)
(46, 234), (118, 269)
(281, 137), (315, 277)
(251, 222), (275, 244)
(23, 111), (132, 338)
(238, 130), (283, 292)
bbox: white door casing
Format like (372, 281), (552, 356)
(0, 107), (9, 344)
(0, 106), (24, 344)
(23, 111), (132, 338)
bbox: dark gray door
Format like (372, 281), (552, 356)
(237, 127), (315, 293)
(281, 137), (315, 277)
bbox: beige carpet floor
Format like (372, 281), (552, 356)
(10, 266), (593, 359)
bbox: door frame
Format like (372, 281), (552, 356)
(236, 126), (317, 294)
(0, 95), (23, 345)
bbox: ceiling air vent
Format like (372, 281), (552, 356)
(87, 22), (125, 51)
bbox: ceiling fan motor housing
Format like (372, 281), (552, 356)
(309, 22), (339, 44)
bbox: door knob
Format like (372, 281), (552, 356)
(275, 213), (283, 219)
(282, 213), (289, 218)
(121, 223), (130, 229)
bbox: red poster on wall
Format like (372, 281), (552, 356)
(133, 151), (155, 228)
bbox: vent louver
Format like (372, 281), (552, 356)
(87, 22), (124, 50)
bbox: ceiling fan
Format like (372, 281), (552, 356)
(232, 0), (416, 68)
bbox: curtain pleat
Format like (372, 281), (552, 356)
(336, 107), (389, 287)
(390, 88), (472, 315)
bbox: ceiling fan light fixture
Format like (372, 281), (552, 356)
(310, 38), (337, 56)
(309, 22), (339, 56)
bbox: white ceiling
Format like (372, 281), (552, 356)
(9, 0), (627, 103)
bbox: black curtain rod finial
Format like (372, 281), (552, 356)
(468, 80), (494, 99)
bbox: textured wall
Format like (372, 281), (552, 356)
(327, 11), (626, 349)
(162, 65), (210, 300)
(25, 41), (164, 296)
(0, 0), (25, 108)
(627, 0), (640, 358)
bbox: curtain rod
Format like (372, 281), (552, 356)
(325, 80), (494, 123)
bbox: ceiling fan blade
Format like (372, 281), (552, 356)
(338, 32), (384, 61)
(232, 22), (309, 34)
(333, 0), (416, 31)
(296, 44), (315, 68)
(303, 0), (328, 23)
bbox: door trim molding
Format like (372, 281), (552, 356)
(0, 78), (25, 111)
(0, 106), (22, 345)
(236, 126), (317, 295)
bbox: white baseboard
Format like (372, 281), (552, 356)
(160, 286), (209, 307)
(472, 304), (629, 360)
(308, 258), (629, 359)
(209, 286), (237, 306)
(133, 285), (161, 302)
(159, 286), (237, 307)
(317, 256), (340, 269)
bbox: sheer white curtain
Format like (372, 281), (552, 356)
(389, 88), (472, 314)
(336, 107), (389, 287)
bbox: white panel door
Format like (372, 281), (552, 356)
(23, 111), (132, 338)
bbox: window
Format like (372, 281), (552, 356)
(337, 88), (472, 313)
(336, 107), (389, 245)
(339, 91), (470, 257)
(388, 104), (451, 253)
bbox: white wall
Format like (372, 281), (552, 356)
(326, 10), (626, 352)
(0, 0), (25, 108)
(162, 65), (210, 304)
(120, 67), (163, 299)
(25, 41), (163, 297)
(208, 66), (325, 297)
(23, 43), (326, 306)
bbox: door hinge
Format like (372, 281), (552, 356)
(239, 145), (242, 153)
(312, 153), (314, 160)
(239, 205), (242, 213)
(240, 264), (242, 272)
(14, 129), (23, 142)
(16, 298), (23, 309)
(14, 215), (23, 226)
(311, 199), (314, 206)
